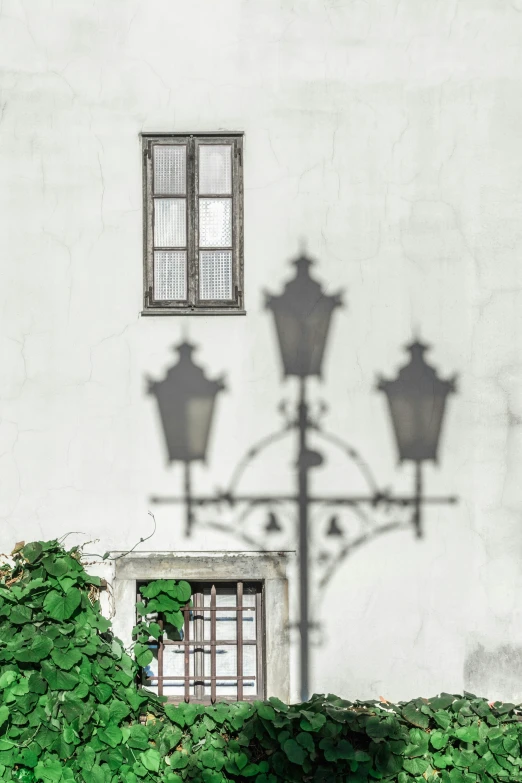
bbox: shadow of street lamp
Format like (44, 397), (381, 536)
(147, 341), (225, 537)
(377, 341), (457, 538)
(148, 251), (458, 702)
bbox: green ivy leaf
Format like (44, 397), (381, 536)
(135, 645), (153, 667)
(433, 710), (452, 730)
(403, 757), (429, 775)
(0, 671), (17, 689)
(10, 605), (33, 625)
(299, 712), (326, 732)
(164, 610), (184, 629)
(283, 739), (305, 765)
(174, 581), (192, 603)
(15, 637), (53, 664)
(456, 725), (480, 743)
(34, 757), (64, 782)
(98, 724), (122, 748)
(50, 647), (82, 670)
(43, 590), (81, 621)
(402, 702), (430, 729)
(147, 622), (161, 639)
(41, 662), (79, 691)
(22, 542), (43, 563)
(256, 703), (276, 721)
(296, 732), (314, 753)
(431, 730), (449, 750)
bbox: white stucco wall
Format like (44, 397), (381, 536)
(1, 0), (522, 704)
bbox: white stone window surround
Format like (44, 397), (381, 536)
(112, 550), (293, 703)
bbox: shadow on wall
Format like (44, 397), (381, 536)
(465, 644), (522, 703)
(146, 249), (460, 701)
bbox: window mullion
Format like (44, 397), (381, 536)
(187, 137), (197, 306)
(144, 142), (154, 306)
(233, 136), (243, 308)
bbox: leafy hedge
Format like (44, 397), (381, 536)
(0, 539), (521, 782)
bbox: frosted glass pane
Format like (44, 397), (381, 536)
(199, 199), (232, 247)
(203, 587), (236, 641)
(154, 199), (186, 247)
(243, 645), (257, 693)
(199, 145), (232, 194)
(154, 145), (186, 195)
(164, 645), (195, 698)
(154, 251), (186, 300)
(204, 645), (237, 697)
(243, 610), (256, 641)
(199, 251), (232, 300)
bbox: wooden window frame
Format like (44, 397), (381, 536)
(141, 132), (245, 316)
(138, 580), (265, 704)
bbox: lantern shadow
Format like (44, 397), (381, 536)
(147, 342), (226, 465)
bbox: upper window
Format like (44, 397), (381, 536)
(142, 133), (244, 315)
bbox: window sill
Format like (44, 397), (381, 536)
(141, 308), (247, 317)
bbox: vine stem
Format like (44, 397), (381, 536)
(81, 512), (157, 562)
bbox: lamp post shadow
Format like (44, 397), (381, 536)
(148, 250), (459, 702)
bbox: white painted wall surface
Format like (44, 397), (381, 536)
(1, 0), (522, 704)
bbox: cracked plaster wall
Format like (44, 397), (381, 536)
(1, 0), (522, 703)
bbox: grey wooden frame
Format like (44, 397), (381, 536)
(112, 551), (292, 703)
(141, 132), (245, 316)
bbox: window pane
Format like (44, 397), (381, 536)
(243, 609), (256, 641)
(154, 145), (186, 195)
(164, 645), (195, 698)
(243, 644), (257, 694)
(199, 251), (232, 300)
(204, 644), (238, 697)
(199, 145), (232, 195)
(199, 198), (232, 247)
(203, 586), (236, 641)
(154, 199), (186, 247)
(243, 586), (257, 641)
(154, 251), (186, 300)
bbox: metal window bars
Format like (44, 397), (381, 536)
(138, 581), (264, 704)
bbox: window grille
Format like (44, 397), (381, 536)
(142, 133), (244, 314)
(139, 581), (264, 704)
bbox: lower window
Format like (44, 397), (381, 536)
(139, 581), (264, 703)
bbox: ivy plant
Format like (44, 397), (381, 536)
(133, 579), (192, 669)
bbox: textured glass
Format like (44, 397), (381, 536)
(199, 145), (232, 195)
(243, 610), (256, 641)
(154, 251), (186, 300)
(203, 587), (236, 641)
(204, 645), (237, 697)
(199, 251), (232, 300)
(154, 199), (186, 247)
(154, 145), (186, 195)
(164, 646), (195, 698)
(243, 645), (257, 692)
(243, 587), (256, 640)
(199, 199), (232, 247)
